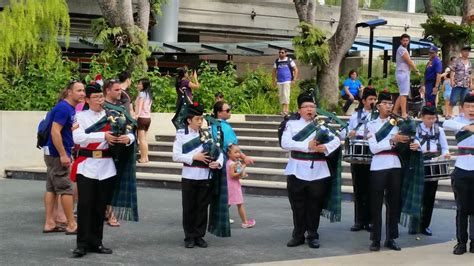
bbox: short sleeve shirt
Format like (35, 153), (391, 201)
(45, 100), (76, 157)
(396, 45), (410, 72)
(424, 56), (442, 82)
(453, 58), (472, 88)
(341, 78), (362, 96)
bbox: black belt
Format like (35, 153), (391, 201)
(77, 149), (112, 158)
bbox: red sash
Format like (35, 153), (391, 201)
(70, 124), (111, 182)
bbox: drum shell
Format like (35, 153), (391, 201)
(424, 159), (452, 181)
(343, 139), (372, 164)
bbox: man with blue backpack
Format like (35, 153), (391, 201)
(42, 80), (85, 235)
(272, 48), (298, 116)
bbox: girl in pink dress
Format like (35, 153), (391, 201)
(227, 144), (256, 228)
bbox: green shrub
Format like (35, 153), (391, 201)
(0, 57), (78, 110)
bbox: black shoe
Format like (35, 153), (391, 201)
(307, 238), (320, 249)
(72, 247), (87, 258)
(420, 227), (432, 236)
(194, 237), (208, 248)
(453, 243), (467, 255)
(184, 238), (194, 248)
(384, 239), (401, 251)
(287, 237), (305, 247)
(88, 245), (113, 254)
(370, 241), (380, 251)
(470, 241), (474, 253)
(350, 224), (363, 232)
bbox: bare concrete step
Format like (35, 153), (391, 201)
(148, 140), (463, 161)
(149, 142), (289, 158)
(4, 167), (455, 209)
(143, 152), (453, 193)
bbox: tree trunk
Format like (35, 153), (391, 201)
(96, 0), (119, 26)
(136, 0), (151, 32)
(317, 0), (359, 110)
(462, 0), (474, 25)
(441, 41), (462, 68)
(423, 0), (435, 17)
(293, 0), (316, 24)
(96, 0), (150, 72)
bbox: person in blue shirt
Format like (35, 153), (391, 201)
(43, 80), (85, 235)
(421, 46), (443, 107)
(341, 70), (364, 114)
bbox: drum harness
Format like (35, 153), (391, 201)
(417, 123), (441, 158)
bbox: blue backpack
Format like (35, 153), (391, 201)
(36, 112), (53, 149)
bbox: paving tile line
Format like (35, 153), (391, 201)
(243, 241), (472, 266)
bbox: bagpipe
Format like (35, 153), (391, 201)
(198, 123), (222, 161)
(104, 103), (136, 160)
(388, 111), (417, 142)
(106, 109), (133, 136)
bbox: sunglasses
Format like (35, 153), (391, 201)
(221, 108), (231, 113)
(68, 79), (81, 85)
(279, 52), (286, 54)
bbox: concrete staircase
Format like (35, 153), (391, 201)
(4, 114), (457, 209)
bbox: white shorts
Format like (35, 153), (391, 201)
(278, 83), (291, 104)
(396, 71), (410, 96)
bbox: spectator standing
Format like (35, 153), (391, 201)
(393, 34), (421, 118)
(272, 48), (298, 116)
(420, 46), (443, 107)
(119, 71), (134, 116)
(134, 78), (153, 163)
(450, 46), (472, 114)
(175, 67), (200, 110)
(42, 80), (85, 235)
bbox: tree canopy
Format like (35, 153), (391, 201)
(0, 0), (70, 75)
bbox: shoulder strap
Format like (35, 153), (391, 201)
(292, 122), (317, 141)
(182, 136), (202, 154)
(375, 121), (395, 142)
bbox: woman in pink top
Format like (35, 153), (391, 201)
(134, 78), (153, 163)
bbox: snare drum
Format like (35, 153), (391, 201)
(424, 159), (452, 181)
(343, 139), (372, 164)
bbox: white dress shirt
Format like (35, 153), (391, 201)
(347, 108), (373, 138)
(367, 117), (402, 171)
(73, 109), (135, 181)
(416, 123), (449, 156)
(443, 116), (474, 170)
(281, 118), (341, 181)
(172, 127), (224, 180)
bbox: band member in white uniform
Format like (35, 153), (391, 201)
(173, 102), (224, 249)
(282, 93), (341, 249)
(443, 93), (474, 255)
(345, 88), (377, 232)
(367, 90), (420, 251)
(409, 104), (449, 236)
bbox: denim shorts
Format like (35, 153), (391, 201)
(449, 86), (469, 106)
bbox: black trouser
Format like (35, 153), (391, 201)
(451, 168), (474, 244)
(342, 94), (361, 113)
(370, 168), (402, 242)
(421, 180), (438, 229)
(351, 164), (371, 226)
(287, 175), (330, 240)
(182, 178), (211, 240)
(76, 174), (117, 249)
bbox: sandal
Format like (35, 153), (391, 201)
(42, 226), (66, 233)
(106, 216), (120, 227)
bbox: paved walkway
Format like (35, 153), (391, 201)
(0, 179), (471, 265)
